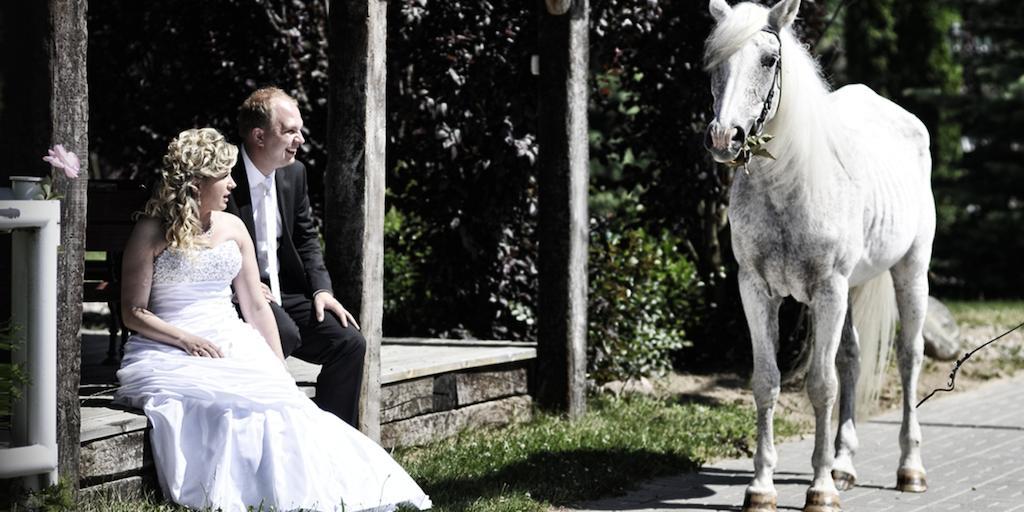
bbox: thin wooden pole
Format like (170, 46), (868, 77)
(49, 0), (89, 490)
(325, 0), (387, 441)
(536, 0), (589, 417)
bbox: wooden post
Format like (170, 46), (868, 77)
(536, 0), (589, 417)
(325, 0), (387, 441)
(51, 0), (89, 489)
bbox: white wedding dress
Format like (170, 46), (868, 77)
(115, 240), (431, 512)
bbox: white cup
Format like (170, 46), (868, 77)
(9, 176), (45, 200)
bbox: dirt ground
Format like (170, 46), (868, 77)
(655, 324), (1024, 432)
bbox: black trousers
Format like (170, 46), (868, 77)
(269, 292), (366, 427)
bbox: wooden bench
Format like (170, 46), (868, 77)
(78, 181), (539, 494)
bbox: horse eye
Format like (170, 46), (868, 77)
(761, 54), (778, 68)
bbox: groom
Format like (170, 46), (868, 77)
(227, 86), (366, 427)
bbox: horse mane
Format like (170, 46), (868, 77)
(704, 3), (838, 195)
(703, 3), (770, 70)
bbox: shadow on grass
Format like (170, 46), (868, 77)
(671, 393), (726, 408)
(420, 448), (700, 511)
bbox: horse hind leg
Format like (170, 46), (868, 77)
(831, 307), (859, 491)
(891, 258), (929, 493)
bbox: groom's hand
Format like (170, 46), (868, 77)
(259, 283), (276, 303)
(232, 284), (274, 304)
(314, 291), (360, 330)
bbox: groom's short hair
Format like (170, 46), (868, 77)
(238, 87), (298, 139)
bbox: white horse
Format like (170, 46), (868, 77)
(702, 0), (935, 511)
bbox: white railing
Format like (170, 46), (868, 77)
(0, 200), (60, 486)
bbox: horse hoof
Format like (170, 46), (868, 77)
(803, 490), (841, 512)
(742, 491), (777, 512)
(831, 469), (856, 491)
(897, 468), (928, 493)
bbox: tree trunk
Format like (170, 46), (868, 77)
(536, 0), (589, 418)
(325, 0), (387, 440)
(48, 0), (89, 489)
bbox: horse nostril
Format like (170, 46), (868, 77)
(731, 126), (746, 145)
(704, 128), (714, 149)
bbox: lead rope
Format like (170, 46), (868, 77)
(917, 319), (1024, 407)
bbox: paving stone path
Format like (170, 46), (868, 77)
(572, 373), (1024, 511)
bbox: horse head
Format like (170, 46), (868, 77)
(703, 0), (799, 164)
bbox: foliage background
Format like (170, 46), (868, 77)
(75, 0), (1024, 380)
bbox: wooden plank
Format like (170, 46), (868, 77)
(286, 357), (322, 386)
(81, 407), (147, 443)
(380, 344), (536, 384)
(537, 0), (590, 418)
(282, 358), (326, 396)
(80, 475), (159, 500)
(80, 430), (149, 479)
(325, 0), (388, 443)
(287, 344), (536, 386)
(380, 377), (433, 423)
(434, 367), (528, 410)
(380, 395), (532, 449)
(383, 338), (537, 348)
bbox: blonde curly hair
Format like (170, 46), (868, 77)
(143, 128), (238, 251)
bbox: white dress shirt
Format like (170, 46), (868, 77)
(242, 147), (283, 305)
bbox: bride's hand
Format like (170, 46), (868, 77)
(181, 335), (224, 358)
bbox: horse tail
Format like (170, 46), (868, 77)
(850, 270), (898, 414)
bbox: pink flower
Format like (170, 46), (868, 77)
(42, 144), (80, 179)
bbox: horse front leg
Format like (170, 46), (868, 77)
(804, 276), (847, 512)
(738, 270), (783, 512)
(891, 259), (928, 492)
(831, 308), (859, 490)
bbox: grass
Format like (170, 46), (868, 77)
(945, 300), (1024, 329)
(395, 393), (797, 511)
(915, 299), (1024, 382)
(70, 393), (798, 512)
(948, 299), (1024, 370)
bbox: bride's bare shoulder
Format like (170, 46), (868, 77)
(213, 211), (251, 245)
(126, 216), (168, 257)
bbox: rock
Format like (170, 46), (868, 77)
(923, 297), (961, 361)
(599, 376), (656, 396)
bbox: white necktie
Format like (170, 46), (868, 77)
(257, 178), (282, 305)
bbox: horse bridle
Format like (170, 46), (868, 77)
(751, 28), (783, 138)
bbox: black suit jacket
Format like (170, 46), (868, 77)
(226, 158), (332, 298)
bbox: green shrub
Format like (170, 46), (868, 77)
(383, 206), (430, 332)
(587, 228), (702, 385)
(1, 321), (28, 432)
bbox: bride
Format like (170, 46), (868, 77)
(115, 127), (431, 512)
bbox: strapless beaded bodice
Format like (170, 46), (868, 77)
(153, 240), (241, 286)
(149, 240), (241, 322)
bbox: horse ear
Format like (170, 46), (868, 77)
(768, 0), (800, 30)
(709, 0), (731, 22)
